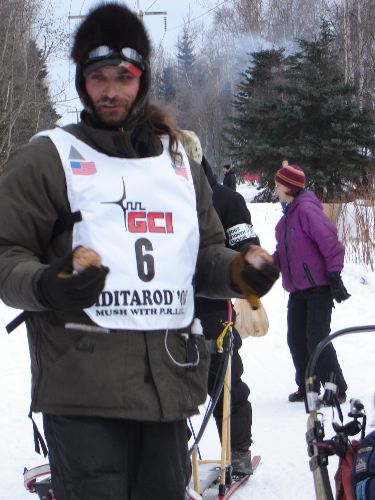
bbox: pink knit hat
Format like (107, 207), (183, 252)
(275, 164), (305, 191)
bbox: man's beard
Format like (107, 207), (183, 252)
(94, 97), (135, 128)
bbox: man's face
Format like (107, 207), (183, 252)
(85, 65), (140, 127)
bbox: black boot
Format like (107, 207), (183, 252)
(288, 388), (305, 402)
(231, 449), (253, 476)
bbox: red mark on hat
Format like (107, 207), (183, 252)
(119, 61), (142, 78)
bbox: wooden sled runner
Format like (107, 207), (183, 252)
(188, 337), (261, 500)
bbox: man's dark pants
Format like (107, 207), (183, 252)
(43, 415), (188, 500)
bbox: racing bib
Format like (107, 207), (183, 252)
(35, 128), (199, 330)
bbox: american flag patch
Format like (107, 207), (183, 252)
(172, 162), (188, 181)
(70, 160), (97, 176)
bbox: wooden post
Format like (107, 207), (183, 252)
(219, 354), (232, 492)
(192, 446), (202, 494)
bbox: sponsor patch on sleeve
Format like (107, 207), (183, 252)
(227, 223), (257, 247)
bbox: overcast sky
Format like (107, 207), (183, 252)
(49, 0), (215, 123)
(65, 0), (211, 48)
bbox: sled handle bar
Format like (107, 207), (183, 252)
(305, 324), (375, 405)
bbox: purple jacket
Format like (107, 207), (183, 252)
(273, 191), (345, 293)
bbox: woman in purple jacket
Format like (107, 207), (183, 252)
(273, 164), (350, 403)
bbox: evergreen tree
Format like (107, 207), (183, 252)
(15, 41), (60, 147)
(176, 25), (196, 85)
(228, 48), (287, 200)
(158, 65), (176, 101)
(228, 24), (375, 201)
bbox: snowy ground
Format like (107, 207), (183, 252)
(1, 200), (374, 499)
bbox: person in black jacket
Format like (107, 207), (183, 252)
(200, 157), (260, 476)
(222, 163), (237, 191)
(180, 131), (260, 476)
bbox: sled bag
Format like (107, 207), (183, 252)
(335, 442), (359, 500)
(233, 298), (269, 338)
(351, 430), (375, 499)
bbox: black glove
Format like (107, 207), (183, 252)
(326, 271), (351, 303)
(241, 262), (280, 298)
(231, 249), (280, 301)
(36, 251), (109, 311)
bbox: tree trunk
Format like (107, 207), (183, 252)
(343, 0), (354, 84)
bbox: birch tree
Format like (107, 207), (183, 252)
(0, 0), (65, 172)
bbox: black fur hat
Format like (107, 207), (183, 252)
(71, 2), (152, 128)
(71, 2), (151, 66)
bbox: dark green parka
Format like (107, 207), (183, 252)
(0, 118), (241, 422)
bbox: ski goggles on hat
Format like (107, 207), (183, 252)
(83, 46), (146, 78)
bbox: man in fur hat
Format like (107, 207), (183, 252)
(0, 3), (279, 499)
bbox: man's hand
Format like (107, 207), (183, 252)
(36, 248), (109, 311)
(326, 271), (351, 303)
